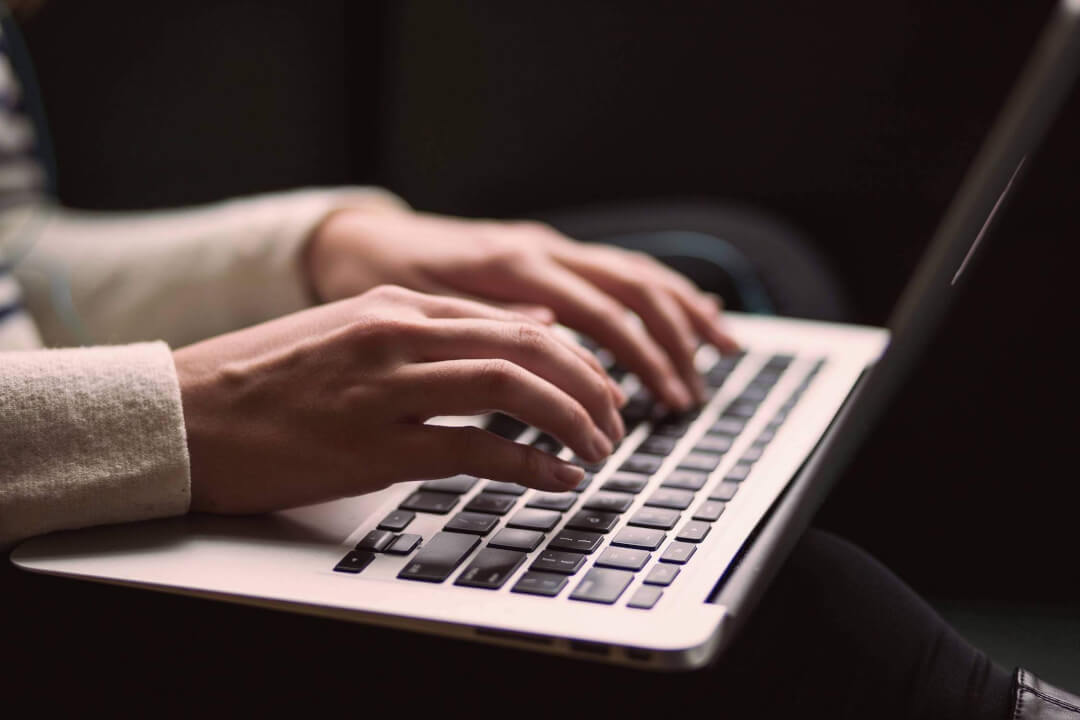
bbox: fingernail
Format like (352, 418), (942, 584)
(591, 428), (614, 459)
(555, 463), (585, 489)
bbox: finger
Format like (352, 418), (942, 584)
(410, 290), (551, 325)
(549, 328), (628, 407)
(498, 261), (693, 409)
(388, 425), (585, 492)
(505, 304), (557, 324)
(391, 359), (615, 463)
(413, 319), (624, 442)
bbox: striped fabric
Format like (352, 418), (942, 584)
(0, 18), (46, 351)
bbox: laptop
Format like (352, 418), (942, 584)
(12, 0), (1080, 671)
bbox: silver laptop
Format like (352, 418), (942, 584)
(12, 0), (1080, 671)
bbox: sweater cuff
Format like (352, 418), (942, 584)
(0, 342), (190, 546)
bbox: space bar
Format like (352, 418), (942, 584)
(397, 532), (480, 583)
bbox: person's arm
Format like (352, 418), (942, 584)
(8, 187), (406, 348)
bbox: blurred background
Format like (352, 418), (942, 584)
(19, 0), (1080, 683)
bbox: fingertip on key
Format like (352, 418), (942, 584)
(554, 462), (586, 489)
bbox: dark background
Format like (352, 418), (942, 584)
(8, 0), (1078, 686)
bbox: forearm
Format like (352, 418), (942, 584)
(9, 187), (405, 348)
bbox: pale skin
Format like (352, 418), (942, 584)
(175, 202), (740, 515)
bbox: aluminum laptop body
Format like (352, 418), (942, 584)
(12, 0), (1080, 672)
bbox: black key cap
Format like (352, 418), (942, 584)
(385, 533), (422, 555)
(570, 473), (594, 493)
(662, 469), (708, 491)
(767, 353), (794, 369)
(583, 492), (634, 514)
(724, 400), (759, 419)
(485, 481), (528, 496)
(570, 568), (634, 604)
(693, 500), (726, 522)
(566, 509), (620, 533)
(602, 472), (649, 494)
(725, 463), (753, 483)
(356, 529), (395, 552)
(628, 507), (681, 530)
(531, 433), (563, 454)
(530, 550), (588, 575)
(660, 542), (698, 564)
(512, 571), (568, 597)
(646, 488), (695, 510)
(676, 521), (711, 543)
(507, 508), (562, 532)
(486, 412), (527, 440)
(444, 511), (500, 535)
(709, 482), (739, 501)
(620, 454), (664, 475)
(612, 527), (666, 550)
(756, 428), (777, 444)
(527, 492), (578, 512)
(569, 456), (605, 473)
(547, 529), (604, 554)
(739, 384), (770, 402)
(488, 528), (545, 552)
(377, 509), (415, 532)
(334, 550), (375, 574)
(455, 548), (527, 589)
(638, 435), (678, 456)
(627, 586), (663, 609)
(679, 451), (722, 472)
(644, 564), (680, 586)
(650, 420), (693, 438)
(397, 532), (480, 582)
(595, 547), (650, 571)
(711, 417), (746, 436)
(695, 434), (733, 454)
(400, 491), (459, 515)
(420, 475), (478, 494)
(464, 493), (517, 515)
(740, 446), (765, 464)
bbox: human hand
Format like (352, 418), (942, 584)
(304, 209), (740, 410)
(174, 285), (625, 514)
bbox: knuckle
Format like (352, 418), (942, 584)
(477, 358), (519, 392)
(512, 322), (548, 355)
(364, 283), (414, 304)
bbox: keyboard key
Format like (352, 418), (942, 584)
(507, 508), (562, 532)
(695, 434), (733, 454)
(400, 491), (459, 515)
(584, 492), (634, 514)
(566, 509), (620, 533)
(356, 529), (395, 552)
(693, 500), (726, 522)
(595, 547), (651, 571)
(650, 419), (693, 438)
(767, 353), (794, 369)
(547, 529), (604, 554)
(709, 482), (739, 501)
(531, 433), (563, 454)
(602, 472), (649, 494)
(385, 533), (422, 555)
(570, 568), (634, 604)
(512, 571), (568, 597)
(488, 528), (545, 552)
(740, 446), (765, 464)
(569, 456), (605, 473)
(334, 550), (375, 574)
(679, 452), (722, 472)
(377, 509), (415, 532)
(627, 586), (663, 609)
(620, 454), (664, 475)
(527, 492), (578, 512)
(710, 418), (746, 436)
(398, 532), (480, 582)
(628, 507), (681, 530)
(444, 511), (500, 535)
(676, 521), (711, 543)
(756, 428), (777, 444)
(638, 435), (678, 456)
(646, 488), (696, 510)
(570, 473), (594, 493)
(486, 413), (527, 440)
(739, 384), (770, 402)
(455, 548), (527, 589)
(724, 400), (759, 419)
(660, 542), (698, 564)
(612, 527), (666, 550)
(725, 463), (753, 483)
(485, 481), (528, 496)
(643, 564), (680, 586)
(662, 470), (708, 491)
(464, 493), (517, 515)
(531, 550), (588, 575)
(420, 475), (478, 494)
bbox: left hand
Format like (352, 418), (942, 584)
(304, 208), (740, 409)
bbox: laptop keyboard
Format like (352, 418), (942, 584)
(334, 350), (826, 610)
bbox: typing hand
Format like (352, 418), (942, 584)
(304, 209), (739, 411)
(174, 285), (624, 515)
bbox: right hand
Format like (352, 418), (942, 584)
(174, 285), (626, 515)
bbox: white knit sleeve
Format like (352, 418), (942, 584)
(0, 342), (190, 547)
